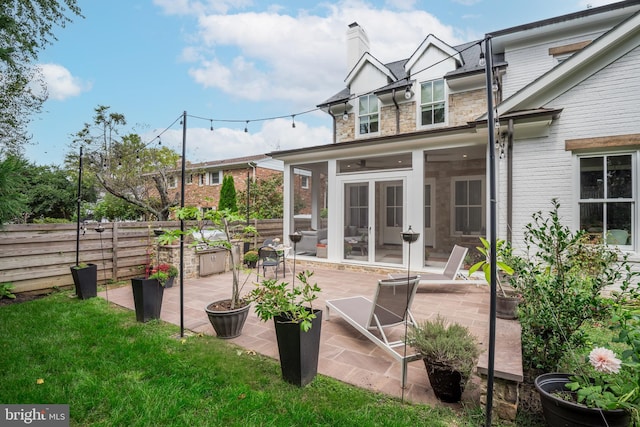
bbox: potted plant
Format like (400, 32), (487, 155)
(149, 263), (178, 288)
(70, 262), (98, 300)
(249, 270), (322, 387)
(171, 206), (257, 339)
(130, 226), (167, 323)
(534, 307), (639, 427)
(243, 250), (259, 268)
(408, 315), (479, 402)
(468, 237), (519, 319)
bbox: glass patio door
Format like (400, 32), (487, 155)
(343, 179), (404, 265)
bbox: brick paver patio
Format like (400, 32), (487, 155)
(100, 264), (520, 408)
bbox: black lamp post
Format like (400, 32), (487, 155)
(400, 225), (419, 401)
(289, 232), (302, 287)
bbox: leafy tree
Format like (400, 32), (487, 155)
(68, 105), (180, 220)
(0, 154), (28, 225)
(0, 0), (82, 153)
(237, 175), (283, 219)
(93, 193), (145, 221)
(219, 174), (237, 212)
(22, 163), (97, 222)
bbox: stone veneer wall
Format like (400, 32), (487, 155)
(158, 242), (242, 279)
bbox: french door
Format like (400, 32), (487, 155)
(343, 178), (405, 265)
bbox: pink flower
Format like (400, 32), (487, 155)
(589, 347), (621, 374)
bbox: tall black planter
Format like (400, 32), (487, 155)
(70, 263), (97, 300)
(273, 309), (322, 387)
(131, 278), (164, 323)
(535, 373), (631, 427)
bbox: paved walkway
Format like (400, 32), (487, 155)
(100, 265), (519, 407)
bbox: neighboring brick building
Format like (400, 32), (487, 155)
(167, 154), (283, 211)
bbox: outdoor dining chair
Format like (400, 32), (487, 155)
(257, 246), (285, 280)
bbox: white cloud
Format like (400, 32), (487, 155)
(38, 63), (91, 101)
(158, 1), (466, 106)
(145, 117), (332, 163)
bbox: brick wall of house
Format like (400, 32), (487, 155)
(171, 167), (281, 209)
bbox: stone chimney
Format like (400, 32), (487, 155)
(346, 22), (370, 73)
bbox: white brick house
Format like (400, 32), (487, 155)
(272, 1), (640, 270)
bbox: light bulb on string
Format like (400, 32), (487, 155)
(291, 115), (296, 128)
(210, 119), (214, 131)
(244, 120), (249, 133)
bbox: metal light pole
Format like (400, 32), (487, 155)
(400, 225), (419, 402)
(288, 232), (302, 288)
(179, 111), (187, 338)
(75, 146), (83, 266)
(483, 35), (499, 427)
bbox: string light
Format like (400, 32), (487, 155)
(244, 120), (249, 133)
(210, 119), (213, 131)
(291, 115), (296, 128)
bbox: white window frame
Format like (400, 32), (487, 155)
(419, 79), (446, 128)
(357, 94), (379, 136)
(168, 175), (177, 189)
(186, 174), (193, 185)
(577, 151), (636, 250)
(450, 175), (485, 236)
(301, 175), (309, 189)
(197, 174), (205, 186)
(208, 171), (221, 186)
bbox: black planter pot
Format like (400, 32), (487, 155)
(164, 276), (175, 289)
(425, 362), (466, 403)
(273, 309), (322, 387)
(70, 263), (98, 300)
(496, 293), (520, 320)
(131, 277), (164, 323)
(205, 301), (251, 339)
(535, 373), (631, 427)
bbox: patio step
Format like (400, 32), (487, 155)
(476, 318), (523, 421)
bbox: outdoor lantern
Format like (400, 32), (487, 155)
(401, 226), (419, 243)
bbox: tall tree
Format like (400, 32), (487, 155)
(0, 0), (82, 153)
(68, 105), (181, 220)
(23, 163), (97, 221)
(0, 154), (28, 225)
(237, 175), (283, 219)
(219, 174), (237, 212)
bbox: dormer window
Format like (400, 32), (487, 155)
(420, 79), (445, 126)
(358, 94), (379, 135)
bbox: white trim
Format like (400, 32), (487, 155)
(417, 78), (448, 129)
(450, 175), (485, 237)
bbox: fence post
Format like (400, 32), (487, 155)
(112, 222), (119, 281)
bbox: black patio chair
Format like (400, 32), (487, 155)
(257, 246), (285, 280)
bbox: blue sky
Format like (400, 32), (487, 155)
(25, 0), (618, 166)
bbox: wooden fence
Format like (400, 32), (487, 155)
(0, 219), (284, 294)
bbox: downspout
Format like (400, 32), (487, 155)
(247, 162), (256, 225)
(506, 119), (514, 244)
(392, 89), (400, 134)
(327, 106), (337, 143)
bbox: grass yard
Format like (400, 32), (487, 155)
(0, 290), (542, 426)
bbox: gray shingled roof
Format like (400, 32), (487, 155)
(317, 37), (504, 107)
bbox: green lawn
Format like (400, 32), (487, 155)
(0, 291), (542, 426)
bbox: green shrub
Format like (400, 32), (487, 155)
(516, 199), (639, 374)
